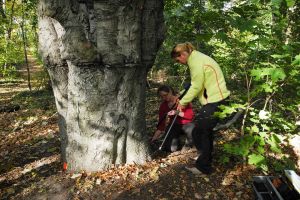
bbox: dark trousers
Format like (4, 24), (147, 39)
(163, 122), (195, 152)
(193, 100), (225, 174)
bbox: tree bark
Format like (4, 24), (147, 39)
(38, 15), (69, 163)
(38, 0), (164, 171)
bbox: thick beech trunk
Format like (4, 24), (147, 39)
(38, 0), (164, 171)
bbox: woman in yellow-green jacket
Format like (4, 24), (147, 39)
(171, 42), (230, 175)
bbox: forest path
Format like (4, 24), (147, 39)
(0, 57), (257, 199)
(0, 56), (61, 199)
(0, 55), (45, 105)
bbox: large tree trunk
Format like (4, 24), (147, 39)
(38, 0), (164, 171)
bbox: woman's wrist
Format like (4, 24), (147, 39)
(179, 112), (184, 117)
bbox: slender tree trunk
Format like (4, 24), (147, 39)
(21, 2), (31, 91)
(0, 0), (6, 18)
(38, 0), (164, 171)
(4, 0), (15, 71)
(7, 0), (15, 40)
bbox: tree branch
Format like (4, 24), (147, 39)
(213, 108), (245, 131)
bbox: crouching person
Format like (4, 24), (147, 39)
(151, 85), (195, 152)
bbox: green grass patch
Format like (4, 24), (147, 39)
(12, 89), (56, 111)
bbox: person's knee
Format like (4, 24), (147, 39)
(184, 138), (193, 147)
(170, 139), (179, 152)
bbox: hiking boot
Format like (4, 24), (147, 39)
(185, 166), (213, 175)
(184, 166), (203, 175)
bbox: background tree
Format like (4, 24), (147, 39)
(21, 0), (31, 91)
(38, 0), (165, 171)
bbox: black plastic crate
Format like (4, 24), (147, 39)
(253, 176), (283, 200)
(253, 176), (300, 200)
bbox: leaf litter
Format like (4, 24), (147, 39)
(0, 60), (284, 200)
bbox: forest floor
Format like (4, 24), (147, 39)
(0, 57), (299, 200)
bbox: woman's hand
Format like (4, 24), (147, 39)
(176, 102), (186, 112)
(168, 110), (184, 117)
(167, 110), (177, 116)
(151, 130), (162, 142)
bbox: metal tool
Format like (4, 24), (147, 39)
(159, 111), (179, 150)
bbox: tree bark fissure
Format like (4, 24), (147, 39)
(38, 0), (164, 171)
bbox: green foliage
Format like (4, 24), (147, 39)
(12, 89), (55, 110)
(159, 0), (299, 172)
(214, 103), (246, 119)
(0, 0), (38, 79)
(250, 67), (286, 82)
(272, 156), (296, 171)
(248, 154), (267, 167)
(222, 131), (285, 171)
(292, 54), (300, 65)
(1, 66), (17, 79)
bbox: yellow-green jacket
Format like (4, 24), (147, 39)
(179, 50), (230, 106)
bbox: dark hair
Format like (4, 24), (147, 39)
(170, 42), (195, 58)
(157, 85), (176, 95)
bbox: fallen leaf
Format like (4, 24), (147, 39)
(71, 173), (82, 179)
(236, 191), (243, 196)
(95, 178), (102, 185)
(195, 192), (201, 199)
(6, 188), (15, 195)
(149, 166), (160, 181)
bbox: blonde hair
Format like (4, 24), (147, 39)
(170, 42), (196, 58)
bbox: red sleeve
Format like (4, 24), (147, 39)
(181, 103), (194, 120)
(157, 101), (170, 131)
